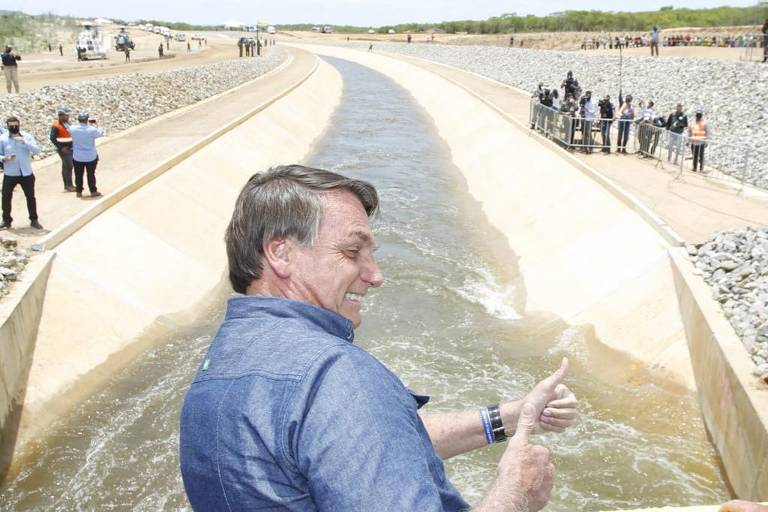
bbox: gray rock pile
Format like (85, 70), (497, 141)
(334, 42), (768, 188)
(0, 238), (30, 298)
(687, 227), (768, 378)
(0, 49), (288, 160)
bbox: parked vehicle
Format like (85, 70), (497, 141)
(77, 24), (108, 60)
(114, 28), (135, 51)
(174, 32), (187, 42)
(267, 26), (276, 34)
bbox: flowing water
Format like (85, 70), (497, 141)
(0, 57), (729, 511)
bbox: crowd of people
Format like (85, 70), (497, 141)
(531, 70), (711, 171)
(581, 19), (768, 60)
(582, 32), (765, 50)
(0, 107), (105, 230)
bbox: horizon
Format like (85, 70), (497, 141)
(10, 0), (764, 28)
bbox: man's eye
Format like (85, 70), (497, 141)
(345, 248), (360, 257)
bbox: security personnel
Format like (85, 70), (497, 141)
(0, 116), (43, 230)
(688, 108), (709, 172)
(49, 106), (76, 191)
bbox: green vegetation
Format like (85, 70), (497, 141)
(278, 4), (768, 34)
(0, 12), (81, 52)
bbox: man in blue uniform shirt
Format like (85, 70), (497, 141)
(0, 116), (43, 230)
(69, 110), (105, 198)
(180, 165), (578, 511)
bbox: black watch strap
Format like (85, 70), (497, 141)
(486, 404), (507, 443)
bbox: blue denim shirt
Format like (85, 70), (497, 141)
(180, 296), (469, 512)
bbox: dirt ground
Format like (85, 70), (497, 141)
(284, 24), (764, 61)
(4, 29), (255, 94)
(7, 22), (763, 96)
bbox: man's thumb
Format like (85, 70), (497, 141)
(513, 402), (537, 444)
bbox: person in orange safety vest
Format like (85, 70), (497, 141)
(49, 106), (76, 191)
(688, 107), (709, 172)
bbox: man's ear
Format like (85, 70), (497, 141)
(263, 238), (292, 279)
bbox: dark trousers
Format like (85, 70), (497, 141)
(617, 120), (631, 151)
(2, 174), (38, 224)
(651, 42), (659, 56)
(692, 144), (705, 171)
(58, 147), (74, 188)
(601, 120), (612, 152)
(74, 158), (99, 193)
(582, 120), (593, 152)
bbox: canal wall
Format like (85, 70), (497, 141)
(10, 57), (343, 447)
(670, 247), (768, 500)
(0, 252), (55, 435)
(292, 43), (694, 389)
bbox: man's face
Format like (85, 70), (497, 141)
(7, 121), (19, 132)
(290, 190), (383, 328)
(60, 114), (69, 123)
(676, 105), (683, 114)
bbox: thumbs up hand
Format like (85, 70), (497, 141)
(523, 358), (579, 434)
(496, 403), (555, 512)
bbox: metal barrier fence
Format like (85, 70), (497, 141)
(528, 101), (637, 152)
(529, 100), (768, 190)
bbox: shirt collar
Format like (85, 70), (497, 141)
(225, 295), (355, 342)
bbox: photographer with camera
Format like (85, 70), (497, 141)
(598, 95), (614, 154)
(666, 104), (688, 165)
(69, 110), (105, 198)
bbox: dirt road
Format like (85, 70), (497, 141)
(4, 31), (250, 94)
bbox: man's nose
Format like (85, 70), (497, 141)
(362, 258), (383, 288)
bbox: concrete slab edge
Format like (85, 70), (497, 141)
(669, 247), (768, 500)
(380, 51), (686, 248)
(0, 251), (56, 434)
(31, 52), (319, 252)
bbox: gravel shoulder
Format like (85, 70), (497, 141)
(0, 47), (288, 162)
(325, 41), (768, 189)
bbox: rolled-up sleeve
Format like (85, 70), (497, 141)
(288, 347), (449, 512)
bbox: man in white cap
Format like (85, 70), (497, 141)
(49, 106), (76, 192)
(69, 110), (105, 198)
(0, 116), (43, 229)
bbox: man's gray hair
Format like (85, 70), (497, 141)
(225, 164), (379, 294)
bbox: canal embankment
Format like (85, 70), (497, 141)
(289, 42), (768, 503)
(0, 48), (342, 474)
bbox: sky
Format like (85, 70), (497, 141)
(13, 0), (763, 27)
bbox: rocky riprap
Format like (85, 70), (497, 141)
(0, 238), (30, 298)
(331, 42), (768, 189)
(0, 49), (288, 160)
(688, 227), (768, 378)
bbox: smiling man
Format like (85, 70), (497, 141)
(179, 165), (578, 511)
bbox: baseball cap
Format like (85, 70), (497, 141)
(57, 106), (70, 115)
(78, 110), (89, 121)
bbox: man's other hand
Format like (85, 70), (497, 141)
(497, 402), (554, 511)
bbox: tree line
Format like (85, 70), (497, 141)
(278, 5), (768, 34)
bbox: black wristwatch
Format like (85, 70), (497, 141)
(486, 404), (507, 443)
